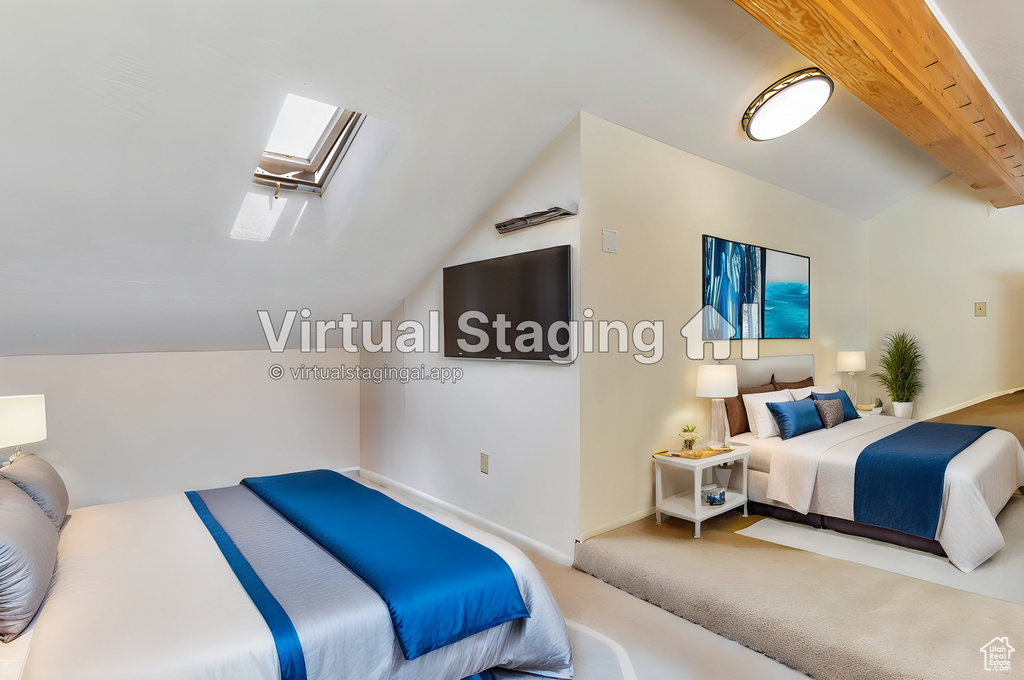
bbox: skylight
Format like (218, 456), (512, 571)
(265, 94), (339, 162)
(254, 93), (365, 196)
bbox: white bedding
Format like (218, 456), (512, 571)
(729, 432), (767, 471)
(749, 416), (1024, 572)
(16, 480), (572, 680)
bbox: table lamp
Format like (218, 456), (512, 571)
(0, 395), (47, 465)
(836, 351), (866, 404)
(696, 364), (738, 447)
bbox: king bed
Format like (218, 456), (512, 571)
(723, 355), (1024, 573)
(0, 459), (573, 680)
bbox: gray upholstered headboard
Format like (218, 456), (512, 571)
(720, 354), (815, 389)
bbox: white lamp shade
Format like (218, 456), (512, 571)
(696, 365), (738, 398)
(837, 351), (866, 373)
(0, 395), (47, 450)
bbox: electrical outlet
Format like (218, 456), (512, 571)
(975, 302), (987, 317)
(480, 452), (489, 474)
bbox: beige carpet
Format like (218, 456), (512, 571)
(574, 512), (1024, 680)
(529, 547), (807, 680)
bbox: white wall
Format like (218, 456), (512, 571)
(578, 113), (869, 538)
(360, 115), (582, 559)
(867, 175), (1024, 417)
(0, 349), (360, 508)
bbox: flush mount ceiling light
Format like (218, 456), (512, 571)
(741, 67), (834, 141)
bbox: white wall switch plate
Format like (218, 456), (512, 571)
(480, 452), (489, 474)
(602, 229), (618, 254)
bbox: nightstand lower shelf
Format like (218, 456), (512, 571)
(658, 490), (746, 522)
(653, 447), (750, 538)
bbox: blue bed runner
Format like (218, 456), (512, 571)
(242, 470), (530, 660)
(185, 491), (308, 680)
(854, 422), (993, 538)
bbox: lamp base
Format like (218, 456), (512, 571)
(709, 398), (730, 446)
(1, 447), (23, 468)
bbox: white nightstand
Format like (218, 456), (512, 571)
(652, 446), (750, 538)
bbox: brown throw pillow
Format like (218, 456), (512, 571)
(725, 382), (778, 435)
(815, 399), (845, 429)
(773, 376), (814, 391)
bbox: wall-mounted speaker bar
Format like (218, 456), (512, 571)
(495, 206), (577, 234)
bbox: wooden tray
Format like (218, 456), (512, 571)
(672, 447), (732, 459)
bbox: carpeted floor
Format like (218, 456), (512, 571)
(529, 547), (808, 679)
(574, 512), (1024, 680)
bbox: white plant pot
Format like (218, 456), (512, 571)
(892, 401), (914, 419)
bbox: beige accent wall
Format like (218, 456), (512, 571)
(577, 113), (868, 538)
(867, 174), (1024, 418)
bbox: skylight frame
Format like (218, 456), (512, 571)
(254, 97), (366, 196)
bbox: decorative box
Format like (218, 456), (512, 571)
(705, 489), (727, 506)
(702, 485), (726, 506)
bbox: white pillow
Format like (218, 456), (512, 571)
(790, 384), (838, 401)
(742, 389), (793, 438)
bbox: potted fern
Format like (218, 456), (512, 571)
(870, 332), (924, 418)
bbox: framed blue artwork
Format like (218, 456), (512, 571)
(702, 235), (809, 340)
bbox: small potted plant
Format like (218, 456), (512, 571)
(679, 424), (701, 451)
(870, 331), (924, 418)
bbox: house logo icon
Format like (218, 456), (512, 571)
(980, 637), (1014, 672)
(679, 304), (759, 361)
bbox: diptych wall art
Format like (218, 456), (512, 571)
(702, 235), (809, 340)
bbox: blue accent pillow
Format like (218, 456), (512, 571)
(767, 399), (824, 440)
(812, 390), (860, 422)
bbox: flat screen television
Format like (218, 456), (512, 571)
(442, 245), (572, 362)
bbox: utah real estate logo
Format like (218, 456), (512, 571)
(980, 637), (1014, 672)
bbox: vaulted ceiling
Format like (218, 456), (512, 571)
(1, 0), (1016, 355)
(734, 0), (1024, 207)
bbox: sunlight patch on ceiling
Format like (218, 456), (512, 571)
(230, 187), (317, 242)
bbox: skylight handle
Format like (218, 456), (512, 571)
(252, 177), (299, 196)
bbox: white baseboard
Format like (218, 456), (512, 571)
(920, 386), (1023, 421)
(580, 507), (655, 542)
(357, 468), (574, 567)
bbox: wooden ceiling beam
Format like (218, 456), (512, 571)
(733, 0), (1024, 207)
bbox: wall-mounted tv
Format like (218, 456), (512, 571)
(443, 245), (572, 362)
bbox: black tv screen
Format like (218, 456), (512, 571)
(443, 245), (572, 362)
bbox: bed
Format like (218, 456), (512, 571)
(722, 355), (1024, 573)
(0, 459), (573, 680)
